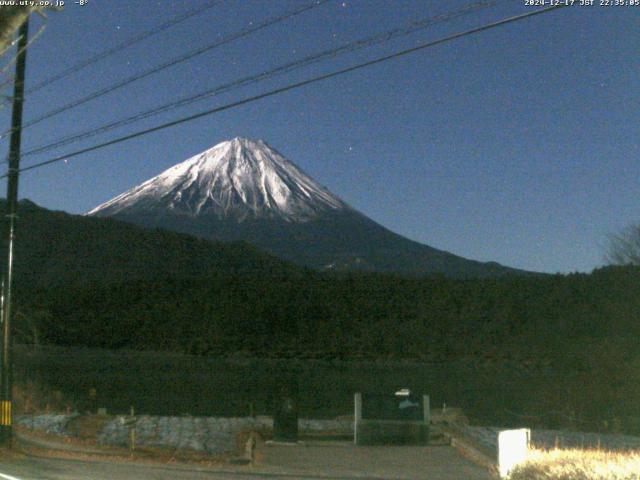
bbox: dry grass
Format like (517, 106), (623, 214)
(13, 381), (75, 414)
(509, 448), (640, 480)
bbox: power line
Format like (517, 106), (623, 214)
(22, 0), (506, 159)
(3, 4), (568, 180)
(0, 21), (46, 77)
(0, 32), (21, 60)
(0, 75), (14, 94)
(2, 0), (224, 103)
(0, 0), (333, 140)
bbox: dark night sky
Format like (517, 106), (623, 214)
(1, 0), (638, 273)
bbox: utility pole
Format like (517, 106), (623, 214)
(0, 17), (29, 448)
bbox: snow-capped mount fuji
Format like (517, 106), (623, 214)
(88, 137), (345, 222)
(89, 137), (525, 277)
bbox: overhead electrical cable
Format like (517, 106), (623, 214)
(0, 75), (14, 94)
(0, 33), (21, 60)
(1, 4), (568, 180)
(0, 22), (46, 76)
(3, 0), (225, 101)
(0, 0), (333, 140)
(22, 0), (506, 158)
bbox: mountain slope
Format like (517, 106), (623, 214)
(2, 199), (302, 291)
(89, 137), (527, 278)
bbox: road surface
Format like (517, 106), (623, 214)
(0, 443), (495, 479)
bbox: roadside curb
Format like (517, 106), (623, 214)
(10, 441), (413, 480)
(439, 424), (498, 477)
(15, 430), (132, 457)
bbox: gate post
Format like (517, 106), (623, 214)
(354, 393), (362, 444)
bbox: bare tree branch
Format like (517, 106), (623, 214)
(606, 224), (640, 266)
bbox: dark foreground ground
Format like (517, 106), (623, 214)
(0, 442), (494, 480)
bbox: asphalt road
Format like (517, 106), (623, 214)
(0, 457), (313, 480)
(0, 443), (495, 480)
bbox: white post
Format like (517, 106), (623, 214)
(423, 395), (430, 425)
(498, 428), (530, 478)
(354, 393), (362, 444)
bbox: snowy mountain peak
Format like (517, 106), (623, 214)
(88, 138), (346, 222)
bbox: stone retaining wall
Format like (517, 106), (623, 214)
(16, 414), (353, 454)
(16, 413), (79, 436)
